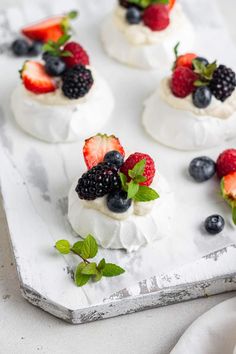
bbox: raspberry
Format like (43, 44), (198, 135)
(171, 66), (198, 98)
(63, 42), (89, 68)
(62, 65), (93, 99)
(143, 4), (169, 31)
(216, 149), (236, 178)
(120, 152), (155, 186)
(76, 162), (121, 200)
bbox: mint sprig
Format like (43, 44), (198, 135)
(119, 159), (159, 202)
(193, 59), (217, 88)
(55, 235), (125, 287)
(128, 0), (168, 9)
(42, 34), (72, 57)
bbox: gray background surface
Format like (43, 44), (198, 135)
(0, 0), (236, 353)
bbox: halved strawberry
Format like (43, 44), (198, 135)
(22, 16), (65, 43)
(168, 0), (176, 10)
(221, 171), (236, 225)
(21, 61), (56, 94)
(175, 53), (197, 70)
(83, 134), (125, 169)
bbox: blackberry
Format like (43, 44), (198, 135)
(62, 65), (94, 99)
(76, 162), (121, 201)
(210, 64), (236, 102)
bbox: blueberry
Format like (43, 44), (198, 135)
(126, 6), (142, 25)
(107, 190), (132, 213)
(195, 57), (209, 67)
(45, 56), (66, 76)
(104, 150), (124, 168)
(192, 86), (212, 108)
(189, 156), (216, 182)
(204, 215), (225, 235)
(42, 51), (52, 62)
(11, 38), (30, 56)
(28, 41), (43, 57)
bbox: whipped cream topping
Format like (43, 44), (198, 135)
(68, 174), (174, 252)
(142, 81), (236, 150)
(160, 78), (236, 119)
(11, 67), (114, 143)
(101, 5), (194, 70)
(81, 178), (157, 221)
(113, 4), (191, 45)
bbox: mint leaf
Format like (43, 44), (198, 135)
(119, 172), (128, 192)
(102, 263), (125, 277)
(127, 180), (139, 199)
(232, 207), (236, 225)
(71, 240), (84, 256)
(93, 272), (102, 282)
(80, 234), (98, 259)
(134, 175), (146, 184)
(81, 262), (98, 275)
(174, 42), (180, 59)
(129, 159), (146, 178)
(57, 34), (71, 46)
(194, 80), (209, 87)
(55, 240), (71, 254)
(97, 258), (106, 271)
(133, 186), (159, 202)
(74, 262), (91, 287)
(68, 10), (78, 19)
(60, 50), (73, 57)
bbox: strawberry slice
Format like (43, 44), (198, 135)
(175, 53), (197, 70)
(83, 134), (125, 169)
(21, 61), (56, 94)
(168, 0), (176, 10)
(22, 15), (66, 43)
(221, 171), (236, 225)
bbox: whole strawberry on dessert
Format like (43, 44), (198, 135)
(11, 35), (114, 143)
(101, 0), (194, 70)
(10, 11), (77, 58)
(68, 134), (174, 251)
(142, 43), (236, 150)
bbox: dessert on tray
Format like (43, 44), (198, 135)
(11, 36), (114, 143)
(68, 134), (174, 252)
(143, 44), (236, 150)
(101, 0), (194, 70)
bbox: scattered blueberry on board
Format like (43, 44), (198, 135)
(188, 156), (216, 182)
(204, 215), (225, 235)
(11, 38), (42, 57)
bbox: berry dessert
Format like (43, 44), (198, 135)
(68, 134), (174, 251)
(101, 0), (194, 70)
(11, 36), (114, 142)
(143, 44), (236, 149)
(10, 11), (77, 58)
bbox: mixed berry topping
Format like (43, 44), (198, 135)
(10, 11), (77, 58)
(19, 34), (94, 99)
(188, 148), (236, 228)
(170, 43), (236, 106)
(119, 0), (175, 31)
(75, 134), (159, 214)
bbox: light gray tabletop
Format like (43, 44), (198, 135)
(0, 1), (236, 353)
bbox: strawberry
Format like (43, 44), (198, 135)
(221, 171), (236, 225)
(22, 16), (65, 43)
(120, 152), (155, 186)
(83, 134), (125, 169)
(216, 149), (236, 178)
(143, 4), (170, 31)
(175, 53), (197, 70)
(168, 0), (176, 10)
(63, 42), (89, 68)
(21, 61), (56, 94)
(171, 66), (198, 98)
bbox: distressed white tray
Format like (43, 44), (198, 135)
(0, 0), (236, 324)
